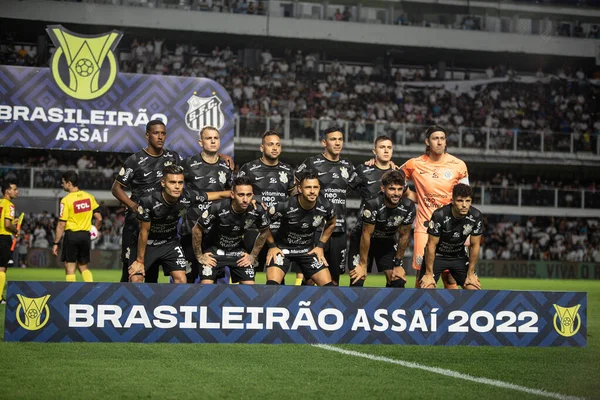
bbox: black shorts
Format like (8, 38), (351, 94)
(267, 247), (328, 280)
(181, 234), (200, 282)
(321, 231), (347, 282)
(0, 235), (14, 268)
(348, 229), (396, 272)
(200, 247), (254, 283)
(143, 240), (187, 276)
(121, 219), (139, 264)
(61, 231), (91, 264)
(417, 255), (469, 287)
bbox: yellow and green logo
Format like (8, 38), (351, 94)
(46, 25), (123, 100)
(16, 294), (51, 331)
(553, 304), (581, 337)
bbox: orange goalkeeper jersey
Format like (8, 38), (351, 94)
(401, 153), (469, 233)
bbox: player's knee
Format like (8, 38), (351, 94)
(130, 274), (143, 283)
(266, 280), (280, 285)
(389, 278), (406, 288)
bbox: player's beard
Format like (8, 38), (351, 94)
(263, 152), (279, 163)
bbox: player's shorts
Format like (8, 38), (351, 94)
(412, 230), (428, 271)
(348, 229), (396, 272)
(0, 235), (14, 268)
(61, 231), (91, 264)
(315, 231), (347, 282)
(142, 239), (187, 277)
(417, 254), (469, 287)
(266, 247), (328, 280)
(181, 234), (200, 283)
(199, 247), (255, 283)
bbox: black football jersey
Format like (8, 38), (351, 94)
(137, 188), (207, 243)
(358, 194), (416, 239)
(197, 198), (270, 250)
(295, 154), (354, 233)
(179, 155), (231, 237)
(238, 159), (295, 230)
(269, 195), (336, 251)
(349, 165), (392, 203)
(427, 204), (483, 258)
(115, 148), (183, 211)
(182, 155), (232, 192)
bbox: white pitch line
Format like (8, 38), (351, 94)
(314, 344), (584, 400)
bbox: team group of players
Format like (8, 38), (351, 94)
(113, 120), (483, 290)
(0, 120), (483, 297)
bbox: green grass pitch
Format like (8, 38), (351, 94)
(0, 269), (598, 399)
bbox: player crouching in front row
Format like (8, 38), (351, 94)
(419, 183), (483, 290)
(264, 172), (337, 287)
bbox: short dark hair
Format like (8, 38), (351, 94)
(1, 180), (17, 195)
(163, 165), (184, 176)
(323, 126), (343, 139)
(381, 170), (405, 187)
(452, 183), (473, 199)
(200, 125), (219, 139)
(298, 171), (320, 185)
(62, 170), (79, 187)
(146, 119), (166, 133)
(232, 176), (253, 190)
(262, 130), (281, 143)
(374, 135), (393, 146)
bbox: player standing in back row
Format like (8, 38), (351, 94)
(112, 120), (183, 283)
(296, 127), (355, 285)
(180, 125), (232, 283)
(401, 125), (469, 289)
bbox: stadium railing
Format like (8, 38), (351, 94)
(235, 116), (600, 155)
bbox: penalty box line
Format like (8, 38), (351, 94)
(313, 344), (584, 400)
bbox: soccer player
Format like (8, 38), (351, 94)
(401, 125), (469, 289)
(350, 135), (396, 203)
(180, 125), (232, 283)
(52, 171), (102, 282)
(419, 184), (483, 290)
(192, 176), (270, 285)
(295, 126), (354, 285)
(128, 165), (209, 283)
(238, 131), (295, 280)
(112, 120), (182, 283)
(0, 180), (19, 302)
(265, 172), (337, 286)
(348, 170), (415, 288)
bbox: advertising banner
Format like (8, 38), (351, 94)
(0, 26), (234, 157)
(5, 282), (587, 346)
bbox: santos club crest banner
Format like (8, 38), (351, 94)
(4, 282), (587, 346)
(0, 25), (233, 157)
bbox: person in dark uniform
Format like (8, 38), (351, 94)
(350, 135), (397, 203)
(295, 126), (355, 285)
(128, 165), (209, 283)
(265, 172), (337, 286)
(112, 120), (182, 283)
(238, 130), (295, 279)
(180, 125), (232, 283)
(419, 183), (483, 290)
(348, 170), (415, 288)
(192, 176), (270, 285)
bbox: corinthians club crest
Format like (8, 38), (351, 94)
(186, 94), (225, 131)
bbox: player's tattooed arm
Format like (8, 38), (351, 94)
(350, 222), (374, 284)
(192, 224), (216, 267)
(395, 224), (411, 260)
(421, 234), (439, 289)
(128, 220), (150, 280)
(111, 181), (138, 212)
(465, 234), (482, 290)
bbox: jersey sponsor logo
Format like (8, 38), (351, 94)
(318, 172), (327, 176)
(255, 176), (265, 181)
(269, 177), (277, 184)
(289, 207), (298, 213)
(313, 159), (325, 165)
(16, 294), (51, 331)
(185, 95), (224, 131)
(190, 161), (202, 167)
(367, 180), (378, 185)
(47, 25), (122, 100)
(553, 304), (581, 337)
(249, 164), (261, 171)
(143, 171), (153, 177)
(73, 199), (92, 214)
(194, 176), (204, 180)
(9, 204), (15, 219)
(453, 232), (460, 238)
(138, 156), (148, 164)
